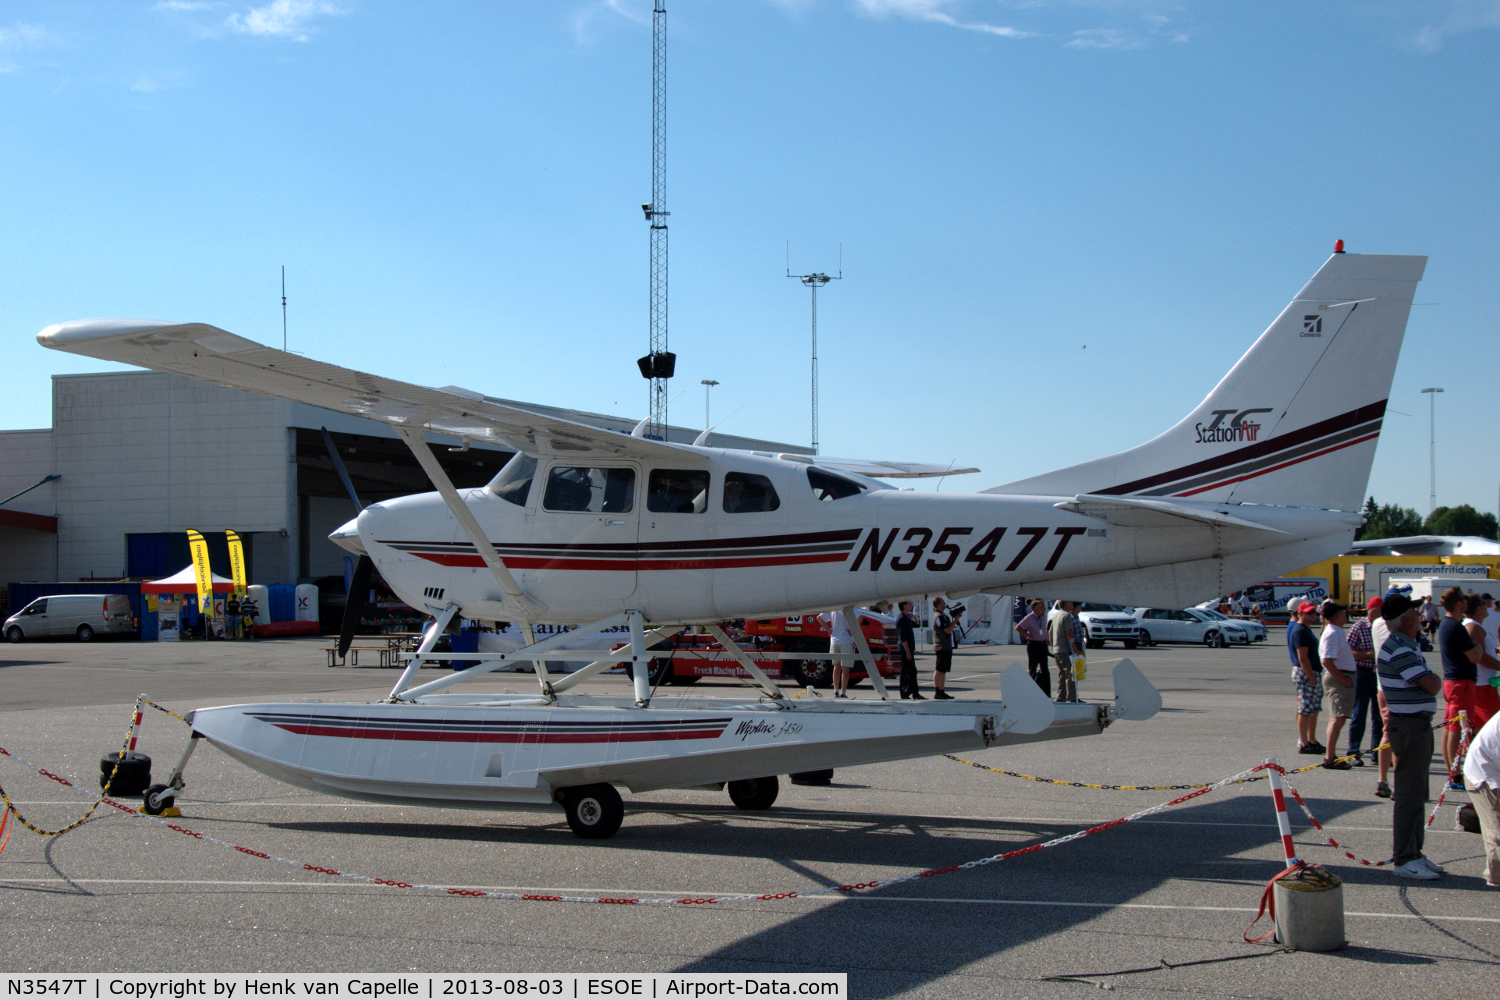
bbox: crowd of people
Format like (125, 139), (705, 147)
(1287, 586), (1500, 883)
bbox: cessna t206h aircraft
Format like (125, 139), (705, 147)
(39, 247), (1425, 838)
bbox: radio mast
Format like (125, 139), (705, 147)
(639, 1), (671, 440)
(787, 244), (841, 456)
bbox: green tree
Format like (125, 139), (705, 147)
(1355, 496), (1424, 541)
(1422, 504), (1499, 540)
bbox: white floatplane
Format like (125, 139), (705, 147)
(38, 247), (1425, 837)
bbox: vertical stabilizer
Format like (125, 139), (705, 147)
(987, 252), (1426, 511)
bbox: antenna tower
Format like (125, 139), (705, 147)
(787, 244), (841, 455)
(281, 265), (287, 352)
(641, 1), (670, 440)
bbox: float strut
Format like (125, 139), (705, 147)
(164, 733), (202, 792)
(629, 612), (651, 707)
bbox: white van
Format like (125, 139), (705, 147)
(4, 594), (134, 642)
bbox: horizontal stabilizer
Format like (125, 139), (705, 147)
(1055, 494), (1286, 533)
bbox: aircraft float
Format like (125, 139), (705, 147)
(38, 247), (1425, 837)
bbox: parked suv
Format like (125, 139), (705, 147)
(1075, 603), (1140, 649)
(1132, 607), (1257, 648)
(5, 594), (134, 643)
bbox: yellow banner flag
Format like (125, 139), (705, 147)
(225, 530), (247, 595)
(186, 529), (214, 614)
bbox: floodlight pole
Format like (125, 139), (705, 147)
(1421, 387), (1443, 515)
(701, 379), (718, 431)
(788, 244), (842, 456)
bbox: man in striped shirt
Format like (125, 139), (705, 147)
(1376, 594), (1445, 879)
(1346, 597), (1383, 769)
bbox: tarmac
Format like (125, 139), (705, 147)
(1, 632), (1496, 996)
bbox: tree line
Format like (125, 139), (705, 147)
(1355, 497), (1499, 542)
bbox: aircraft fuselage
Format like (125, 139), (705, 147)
(341, 448), (1355, 624)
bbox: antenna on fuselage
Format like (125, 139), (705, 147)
(631, 388), (688, 438)
(692, 402), (748, 446)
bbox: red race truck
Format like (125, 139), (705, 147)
(638, 611), (898, 689)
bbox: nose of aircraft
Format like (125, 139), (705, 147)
(329, 516), (367, 555)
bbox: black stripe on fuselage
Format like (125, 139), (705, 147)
(1097, 400), (1386, 496)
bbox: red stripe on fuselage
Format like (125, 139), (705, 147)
(410, 552), (851, 571)
(273, 723), (728, 743)
(1172, 432), (1379, 498)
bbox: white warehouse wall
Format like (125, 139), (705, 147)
(52, 372), (292, 581)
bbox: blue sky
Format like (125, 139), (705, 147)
(3, 1), (1497, 516)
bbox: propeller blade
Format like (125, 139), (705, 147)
(338, 554), (375, 657)
(320, 426), (364, 512)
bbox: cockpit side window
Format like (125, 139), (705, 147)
(486, 453), (537, 507)
(723, 472), (780, 513)
(807, 468), (868, 502)
(647, 469), (709, 513)
(543, 466), (636, 513)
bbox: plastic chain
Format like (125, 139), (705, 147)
(0, 695), (144, 837)
(1282, 718), (1473, 868)
(942, 724), (1452, 792)
(0, 700), (1269, 909)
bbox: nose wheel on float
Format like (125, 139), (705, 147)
(138, 733), (201, 817)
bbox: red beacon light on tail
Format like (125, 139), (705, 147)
(1334, 239), (1345, 253)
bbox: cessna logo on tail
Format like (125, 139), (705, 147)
(1195, 407), (1273, 444)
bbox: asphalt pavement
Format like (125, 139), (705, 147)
(1, 632), (1496, 996)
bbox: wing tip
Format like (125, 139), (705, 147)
(37, 318), (182, 350)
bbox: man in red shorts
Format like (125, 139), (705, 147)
(1438, 586), (1500, 788)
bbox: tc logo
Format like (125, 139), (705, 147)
(1302, 315), (1322, 336)
(1195, 407), (1273, 444)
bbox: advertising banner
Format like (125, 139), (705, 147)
(226, 529), (248, 595)
(186, 529), (214, 613)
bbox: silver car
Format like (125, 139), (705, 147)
(4, 594), (134, 642)
(1132, 607), (1258, 648)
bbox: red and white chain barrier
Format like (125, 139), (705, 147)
(1278, 718), (1473, 868)
(0, 734), (1270, 907)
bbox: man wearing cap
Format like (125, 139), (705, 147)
(1346, 597), (1384, 768)
(1376, 593), (1445, 879)
(1318, 599), (1356, 770)
(1287, 601), (1324, 755)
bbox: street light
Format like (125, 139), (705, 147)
(701, 379), (719, 431)
(1421, 387), (1444, 515)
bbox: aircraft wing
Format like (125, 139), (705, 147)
(785, 455), (981, 479)
(1055, 494), (1287, 533)
(36, 319), (686, 461)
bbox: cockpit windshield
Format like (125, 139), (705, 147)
(487, 452), (537, 507)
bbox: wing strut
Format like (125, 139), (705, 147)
(393, 425), (545, 618)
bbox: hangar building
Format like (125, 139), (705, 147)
(0, 371), (805, 588)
